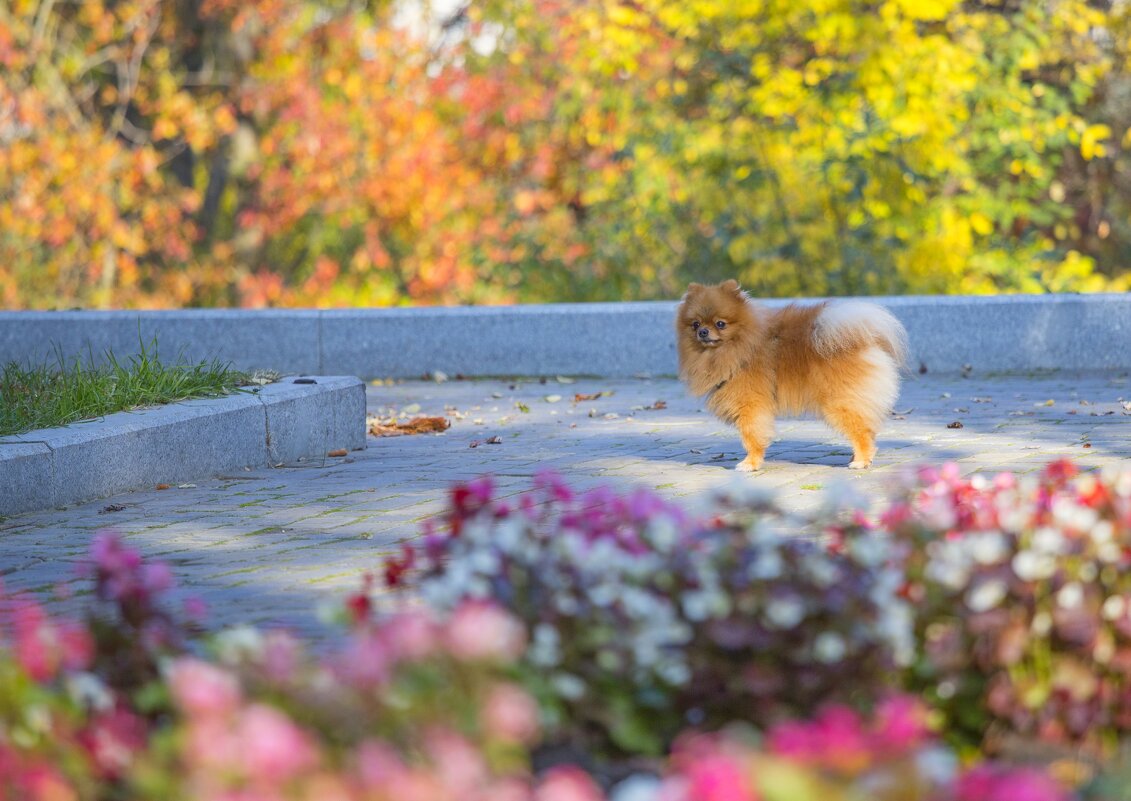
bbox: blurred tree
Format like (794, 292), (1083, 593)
(452, 0), (1131, 299)
(1, 0), (1129, 308)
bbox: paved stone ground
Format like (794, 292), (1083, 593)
(2, 372), (1130, 640)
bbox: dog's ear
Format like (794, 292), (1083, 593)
(720, 279), (741, 294)
(684, 282), (704, 297)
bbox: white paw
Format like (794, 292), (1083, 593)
(735, 458), (763, 473)
(848, 459), (871, 470)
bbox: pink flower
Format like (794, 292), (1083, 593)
(446, 602), (525, 662)
(425, 729), (489, 792)
(871, 695), (931, 754)
(183, 596), (209, 622)
(8, 598), (93, 681)
(334, 629), (391, 689)
(381, 610), (440, 662)
(956, 765), (1070, 801)
(168, 657), (242, 718)
(142, 562), (174, 594)
(236, 703), (320, 785)
(535, 765), (605, 801)
(260, 631), (302, 684)
(481, 682), (540, 743)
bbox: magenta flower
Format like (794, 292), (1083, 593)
(956, 765), (1071, 801)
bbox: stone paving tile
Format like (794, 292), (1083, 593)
(1, 371), (1130, 640)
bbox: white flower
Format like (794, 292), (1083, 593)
(530, 624), (561, 667)
(646, 518), (679, 554)
(879, 600), (916, 666)
(765, 595), (806, 629)
(610, 774), (663, 801)
(925, 541), (972, 591)
(1057, 582), (1084, 610)
(552, 673), (586, 700)
(555, 595), (580, 615)
(914, 746), (959, 786)
(848, 535), (891, 569)
(1031, 526), (1066, 555)
(590, 583), (618, 607)
(965, 578), (1008, 613)
(213, 624), (265, 666)
(655, 659), (692, 686)
(66, 672), (114, 712)
(1031, 611), (1052, 636)
(1051, 498), (1098, 534)
(1012, 550), (1056, 581)
(1098, 542), (1123, 564)
(814, 631), (847, 663)
(1090, 521), (1115, 546)
(748, 548), (784, 581)
(967, 532), (1009, 565)
(1103, 595), (1126, 621)
(803, 557), (840, 588)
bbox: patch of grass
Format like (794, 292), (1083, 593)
(800, 483), (824, 491)
(1, 335), (250, 438)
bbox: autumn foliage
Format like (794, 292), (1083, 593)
(3, 0), (1131, 309)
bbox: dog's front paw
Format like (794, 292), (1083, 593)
(735, 457), (763, 473)
(848, 459), (871, 470)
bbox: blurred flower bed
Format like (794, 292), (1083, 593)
(4, 458), (1131, 800)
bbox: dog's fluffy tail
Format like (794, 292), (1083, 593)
(811, 300), (909, 368)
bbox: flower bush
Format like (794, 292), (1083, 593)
(5, 460), (1126, 800)
(389, 472), (912, 756)
(887, 460), (1131, 763)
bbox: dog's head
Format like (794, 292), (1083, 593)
(676, 279), (751, 350)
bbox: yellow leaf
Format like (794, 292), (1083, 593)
(969, 212), (993, 236)
(1080, 124), (1111, 161)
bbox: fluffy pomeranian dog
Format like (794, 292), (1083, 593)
(676, 280), (908, 471)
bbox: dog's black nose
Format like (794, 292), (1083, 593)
(697, 327), (710, 340)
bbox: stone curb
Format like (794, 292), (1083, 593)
(1, 294), (1129, 378)
(0, 376), (366, 517)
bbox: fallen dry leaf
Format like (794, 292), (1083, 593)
(574, 391), (613, 403)
(486, 436), (503, 445)
(99, 504), (126, 514)
(368, 416), (451, 437)
(947, 421), (964, 429)
(327, 448), (348, 457)
(155, 483), (170, 490)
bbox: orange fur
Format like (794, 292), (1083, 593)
(675, 280), (908, 470)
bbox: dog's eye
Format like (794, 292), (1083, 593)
(691, 321), (700, 330)
(715, 320), (727, 329)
